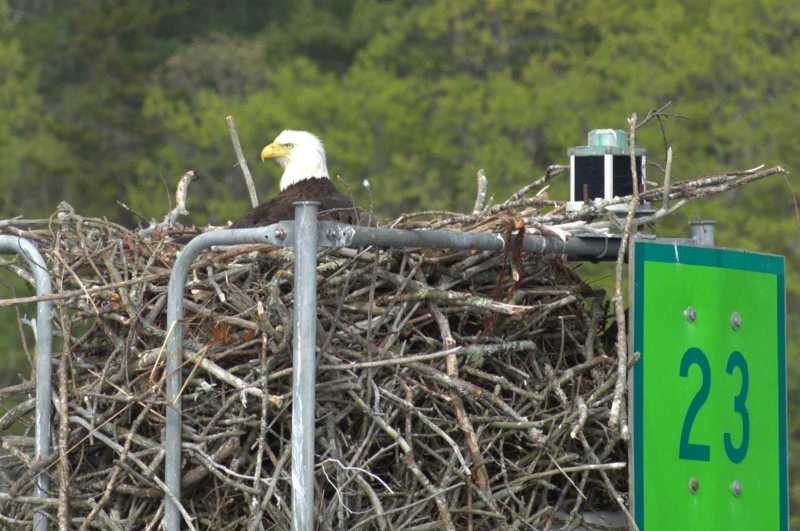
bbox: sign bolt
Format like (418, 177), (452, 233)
(684, 306), (697, 323)
(731, 480), (742, 497)
(730, 311), (742, 330)
(688, 477), (699, 494)
(274, 228), (287, 241)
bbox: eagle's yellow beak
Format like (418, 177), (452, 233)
(260, 143), (291, 161)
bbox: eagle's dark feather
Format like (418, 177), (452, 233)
(232, 178), (357, 228)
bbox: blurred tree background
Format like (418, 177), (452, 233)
(1, 0), (798, 521)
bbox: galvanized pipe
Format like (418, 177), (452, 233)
(318, 222), (620, 261)
(0, 236), (53, 531)
(164, 226), (289, 531)
(689, 220), (716, 247)
(290, 202), (320, 531)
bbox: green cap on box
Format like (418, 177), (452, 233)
(569, 128), (646, 156)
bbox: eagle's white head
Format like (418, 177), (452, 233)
(260, 130), (329, 191)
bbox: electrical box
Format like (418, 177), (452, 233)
(568, 129), (646, 211)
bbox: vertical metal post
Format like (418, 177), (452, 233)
(0, 236), (53, 531)
(689, 220), (716, 247)
(165, 252), (189, 531)
(291, 202), (320, 531)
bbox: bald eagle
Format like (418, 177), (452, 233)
(232, 130), (357, 228)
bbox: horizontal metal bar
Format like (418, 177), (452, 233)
(261, 221), (621, 261)
(0, 236), (53, 531)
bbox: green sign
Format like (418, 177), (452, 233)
(631, 241), (787, 530)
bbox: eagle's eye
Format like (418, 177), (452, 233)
(284, 143), (295, 149)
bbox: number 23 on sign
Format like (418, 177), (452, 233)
(678, 347), (749, 464)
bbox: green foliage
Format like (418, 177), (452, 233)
(0, 1), (72, 217)
(0, 269), (32, 388)
(1, 0), (799, 515)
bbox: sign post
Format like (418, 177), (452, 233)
(630, 240), (787, 530)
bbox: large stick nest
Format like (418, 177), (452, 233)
(0, 162), (785, 529)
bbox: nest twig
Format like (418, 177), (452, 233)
(0, 159), (786, 529)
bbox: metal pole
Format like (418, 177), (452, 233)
(291, 202), (320, 531)
(319, 222), (621, 261)
(689, 220), (715, 247)
(164, 226), (291, 531)
(0, 236), (53, 531)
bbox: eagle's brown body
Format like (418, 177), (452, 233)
(232, 178), (357, 228)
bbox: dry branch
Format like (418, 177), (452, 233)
(608, 113), (639, 437)
(226, 115), (259, 209)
